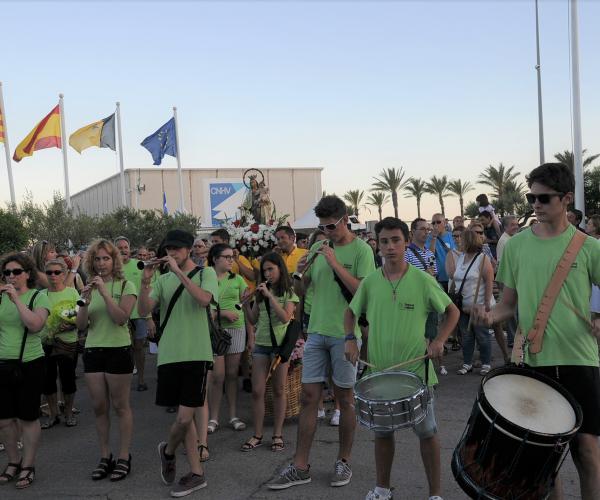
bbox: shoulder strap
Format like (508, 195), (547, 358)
(19, 290), (41, 363)
(159, 267), (201, 334)
(263, 296), (279, 349)
(527, 230), (587, 354)
(408, 245), (429, 270)
(456, 252), (481, 296)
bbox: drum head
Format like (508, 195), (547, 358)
(355, 371), (424, 401)
(483, 373), (576, 435)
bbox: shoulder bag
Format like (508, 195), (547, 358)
(264, 294), (302, 362)
(448, 252), (481, 311)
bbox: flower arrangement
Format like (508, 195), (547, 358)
(289, 337), (305, 371)
(223, 214), (282, 258)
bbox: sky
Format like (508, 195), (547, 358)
(1, 0), (599, 221)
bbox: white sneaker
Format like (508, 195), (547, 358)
(439, 366), (448, 376)
(429, 496), (444, 500)
(365, 488), (393, 499)
(317, 408), (326, 419)
(330, 409), (340, 426)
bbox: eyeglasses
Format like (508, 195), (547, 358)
(193, 245), (204, 248)
(3, 268), (25, 277)
(416, 227), (431, 232)
(525, 193), (564, 205)
(45, 270), (63, 276)
(473, 230), (484, 235)
(318, 216), (345, 232)
(431, 220), (443, 225)
(219, 255), (234, 261)
(452, 234), (462, 239)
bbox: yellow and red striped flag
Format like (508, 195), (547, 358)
(13, 104), (61, 162)
(0, 109), (5, 144)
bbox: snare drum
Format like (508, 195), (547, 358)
(354, 371), (430, 432)
(452, 366), (582, 500)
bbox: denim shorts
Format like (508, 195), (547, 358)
(129, 318), (149, 341)
(374, 394), (438, 440)
(253, 344), (278, 357)
(302, 333), (360, 389)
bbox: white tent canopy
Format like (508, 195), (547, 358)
(291, 208), (319, 230)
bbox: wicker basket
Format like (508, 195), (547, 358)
(264, 365), (302, 419)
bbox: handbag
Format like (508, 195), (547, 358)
(0, 290), (40, 385)
(265, 294), (302, 363)
(51, 336), (78, 359)
(208, 302), (232, 356)
(448, 252), (481, 311)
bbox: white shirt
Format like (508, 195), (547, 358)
(453, 253), (495, 309)
(496, 232), (511, 264)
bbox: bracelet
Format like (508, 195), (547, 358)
(345, 333), (357, 341)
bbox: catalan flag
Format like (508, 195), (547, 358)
(69, 113), (116, 154)
(13, 104), (61, 162)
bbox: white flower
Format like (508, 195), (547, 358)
(253, 245), (260, 252)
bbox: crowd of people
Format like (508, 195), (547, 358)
(0, 162), (599, 499)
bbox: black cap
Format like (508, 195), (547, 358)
(163, 229), (194, 249)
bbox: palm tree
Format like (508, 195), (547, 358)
(493, 180), (526, 216)
(447, 179), (474, 217)
(554, 149), (600, 171)
(425, 175), (450, 216)
(366, 191), (389, 221)
(343, 189), (365, 217)
(478, 163), (520, 201)
(371, 167), (410, 218)
(403, 178), (427, 218)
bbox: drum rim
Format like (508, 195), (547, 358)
(479, 366), (583, 439)
(354, 370), (427, 402)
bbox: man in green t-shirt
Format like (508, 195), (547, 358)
(138, 229), (217, 497)
(473, 163), (600, 499)
(345, 217), (459, 500)
(268, 195), (375, 491)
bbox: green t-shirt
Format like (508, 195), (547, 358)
(255, 291), (300, 347)
(303, 284), (314, 316)
(42, 287), (80, 344)
(350, 266), (450, 385)
(306, 237), (375, 338)
(150, 266), (218, 366)
(217, 273), (247, 329)
(496, 225), (600, 367)
(0, 289), (50, 362)
(85, 279), (137, 348)
(122, 259), (147, 319)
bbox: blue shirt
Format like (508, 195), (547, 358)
(425, 232), (456, 282)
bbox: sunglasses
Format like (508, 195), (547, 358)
(525, 193), (564, 205)
(473, 230), (484, 235)
(45, 270), (63, 276)
(3, 268), (25, 277)
(432, 220), (444, 225)
(318, 216), (345, 232)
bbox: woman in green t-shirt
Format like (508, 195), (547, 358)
(75, 239), (136, 482)
(206, 244), (249, 441)
(40, 259), (80, 429)
(241, 252), (299, 453)
(0, 253), (50, 489)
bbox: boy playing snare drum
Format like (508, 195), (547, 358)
(344, 217), (459, 500)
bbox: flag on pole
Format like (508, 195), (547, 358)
(163, 192), (168, 215)
(0, 109), (5, 143)
(141, 118), (177, 165)
(69, 113), (116, 153)
(13, 104), (61, 162)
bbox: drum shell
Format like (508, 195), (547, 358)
(354, 371), (430, 432)
(452, 366), (582, 500)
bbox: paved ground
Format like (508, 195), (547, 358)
(2, 345), (582, 500)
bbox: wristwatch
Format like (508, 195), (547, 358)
(344, 333), (357, 341)
(70, 269), (77, 274)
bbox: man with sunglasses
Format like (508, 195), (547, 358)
(268, 195), (375, 490)
(473, 163), (600, 500)
(426, 214), (456, 293)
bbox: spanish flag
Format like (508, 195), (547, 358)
(69, 113), (116, 154)
(0, 110), (5, 144)
(13, 104), (61, 162)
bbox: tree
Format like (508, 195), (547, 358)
(371, 167), (410, 219)
(425, 175), (450, 216)
(554, 150), (600, 209)
(464, 201), (479, 219)
(491, 180), (526, 216)
(554, 149), (600, 172)
(584, 166), (600, 215)
(403, 178), (427, 218)
(447, 179), (474, 218)
(0, 208), (28, 254)
(343, 189), (366, 217)
(478, 163), (520, 201)
(366, 192), (389, 221)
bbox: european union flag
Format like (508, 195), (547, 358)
(163, 192), (168, 215)
(141, 118), (177, 165)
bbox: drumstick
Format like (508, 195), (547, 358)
(383, 354), (429, 372)
(467, 254), (486, 331)
(358, 359), (376, 368)
(559, 297), (593, 329)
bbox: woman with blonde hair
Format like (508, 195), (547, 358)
(75, 239), (136, 482)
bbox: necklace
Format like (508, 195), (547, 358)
(382, 267), (402, 301)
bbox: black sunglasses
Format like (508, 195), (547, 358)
(525, 193), (564, 205)
(473, 230), (484, 235)
(431, 220), (443, 225)
(318, 216), (344, 232)
(3, 268), (25, 277)
(45, 270), (63, 276)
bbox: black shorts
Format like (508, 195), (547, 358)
(530, 365), (600, 436)
(156, 361), (211, 408)
(83, 346), (134, 375)
(0, 356), (45, 421)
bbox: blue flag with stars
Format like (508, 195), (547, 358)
(141, 118), (177, 165)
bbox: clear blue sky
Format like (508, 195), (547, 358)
(2, 0), (599, 220)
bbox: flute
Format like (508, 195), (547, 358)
(292, 240), (330, 281)
(234, 281), (270, 310)
(76, 272), (102, 306)
(136, 259), (166, 270)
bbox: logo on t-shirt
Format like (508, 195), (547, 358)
(400, 303), (415, 310)
(571, 262), (578, 269)
(343, 263), (353, 270)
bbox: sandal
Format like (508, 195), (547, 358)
(41, 415), (60, 429)
(92, 455), (114, 480)
(207, 419), (219, 434)
(198, 444), (210, 462)
(457, 364), (473, 375)
(241, 435), (263, 452)
(271, 435), (285, 452)
(0, 462), (21, 484)
(137, 383), (148, 392)
(229, 417), (246, 431)
(15, 466), (35, 490)
(110, 454), (132, 482)
(65, 416), (78, 427)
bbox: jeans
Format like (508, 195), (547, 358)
(505, 315), (518, 346)
(459, 312), (491, 365)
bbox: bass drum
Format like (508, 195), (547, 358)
(452, 366), (582, 500)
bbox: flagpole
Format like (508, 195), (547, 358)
(172, 106), (186, 213)
(570, 0), (584, 219)
(115, 102), (127, 207)
(0, 82), (16, 206)
(534, 0), (545, 164)
(58, 94), (71, 208)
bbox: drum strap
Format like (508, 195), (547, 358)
(513, 229), (587, 361)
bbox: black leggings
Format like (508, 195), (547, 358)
(43, 352), (77, 395)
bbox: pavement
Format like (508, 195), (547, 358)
(2, 344), (582, 500)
